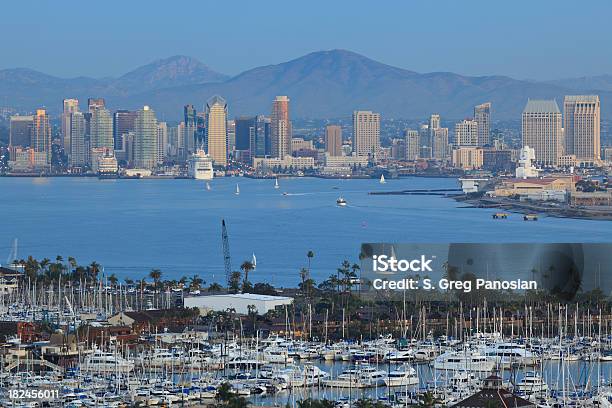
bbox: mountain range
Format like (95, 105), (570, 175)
(1, 50), (610, 120)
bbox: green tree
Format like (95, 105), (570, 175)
(240, 261), (255, 289)
(229, 271), (242, 294)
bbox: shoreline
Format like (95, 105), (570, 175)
(454, 195), (612, 221)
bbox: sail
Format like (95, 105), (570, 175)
(235, 184), (240, 195)
(380, 174), (386, 183)
(252, 253), (257, 269)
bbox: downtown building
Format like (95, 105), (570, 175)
(404, 129), (419, 161)
(563, 95), (600, 166)
(270, 96), (292, 159)
(61, 98), (79, 157)
(31, 109), (52, 165)
(521, 99), (563, 167)
(325, 125), (343, 157)
(352, 110), (380, 158)
(474, 102), (491, 146)
(205, 95), (228, 167)
(133, 106), (158, 170)
(454, 119), (479, 147)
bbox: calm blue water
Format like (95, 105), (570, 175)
(1, 176), (611, 286)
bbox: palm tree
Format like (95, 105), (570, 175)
(240, 261), (255, 286)
(189, 275), (203, 291)
(149, 269), (162, 290)
(307, 250), (314, 273)
(108, 273), (118, 287)
(208, 282), (223, 292)
(89, 261), (101, 282)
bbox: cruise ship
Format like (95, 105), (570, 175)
(187, 149), (214, 180)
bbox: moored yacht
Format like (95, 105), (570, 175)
(383, 364), (419, 387)
(432, 350), (495, 372)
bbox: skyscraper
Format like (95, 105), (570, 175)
(87, 98), (105, 110)
(474, 102), (491, 146)
(271, 96), (292, 158)
(404, 129), (419, 161)
(9, 115), (33, 147)
(352, 110), (380, 158)
(454, 119), (478, 147)
(184, 104), (197, 153)
(205, 95), (228, 166)
(133, 106), (158, 169)
(70, 111), (86, 167)
(235, 116), (257, 157)
(157, 122), (168, 163)
(429, 114), (441, 130)
(62, 99), (79, 154)
(31, 109), (51, 163)
(113, 110), (137, 150)
(325, 125), (342, 156)
(432, 127), (450, 160)
(255, 115), (271, 158)
(89, 107), (114, 150)
(563, 95), (600, 163)
(522, 99), (562, 166)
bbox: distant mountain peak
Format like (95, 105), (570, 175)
(115, 55), (229, 90)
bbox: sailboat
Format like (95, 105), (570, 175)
(274, 178), (280, 189)
(235, 184), (240, 195)
(252, 253), (257, 269)
(206, 182), (211, 191)
(380, 174), (386, 184)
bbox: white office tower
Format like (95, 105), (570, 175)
(454, 119), (479, 147)
(352, 110), (380, 158)
(133, 106), (158, 170)
(522, 99), (562, 166)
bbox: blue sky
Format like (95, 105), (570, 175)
(2, 0), (610, 80)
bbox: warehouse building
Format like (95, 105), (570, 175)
(184, 293), (293, 315)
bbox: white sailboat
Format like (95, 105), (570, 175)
(206, 182), (211, 191)
(274, 178), (280, 189)
(252, 253), (257, 269)
(380, 174), (386, 184)
(235, 184), (240, 195)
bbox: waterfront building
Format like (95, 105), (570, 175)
(89, 107), (114, 150)
(452, 147), (483, 170)
(321, 153), (368, 175)
(482, 149), (513, 173)
(451, 375), (535, 408)
(271, 96), (292, 158)
(474, 102), (491, 146)
(9, 115), (33, 147)
(404, 129), (419, 160)
(31, 109), (51, 164)
(522, 99), (563, 166)
(325, 125), (342, 156)
(253, 155), (314, 170)
(62, 99), (79, 154)
(113, 110), (137, 152)
(563, 95), (600, 166)
(91, 148), (118, 175)
(133, 106), (158, 170)
(69, 111), (87, 167)
(205, 95), (228, 167)
(454, 119), (479, 147)
(352, 110), (380, 158)
(8, 147), (49, 172)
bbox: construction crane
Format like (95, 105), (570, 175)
(221, 219), (232, 286)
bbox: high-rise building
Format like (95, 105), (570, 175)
(271, 96), (292, 158)
(522, 99), (562, 166)
(69, 111), (86, 167)
(234, 116), (256, 163)
(325, 125), (342, 156)
(62, 99), (79, 154)
(184, 104), (197, 153)
(89, 107), (113, 150)
(227, 119), (236, 155)
(133, 106), (158, 169)
(9, 115), (33, 147)
(352, 110), (380, 158)
(87, 98), (105, 110)
(454, 119), (479, 147)
(432, 127), (450, 160)
(205, 95), (228, 166)
(429, 114), (441, 130)
(563, 95), (600, 163)
(404, 129), (419, 161)
(113, 110), (137, 150)
(255, 115), (271, 158)
(157, 122), (168, 163)
(419, 124), (431, 158)
(474, 102), (491, 146)
(31, 109), (52, 164)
